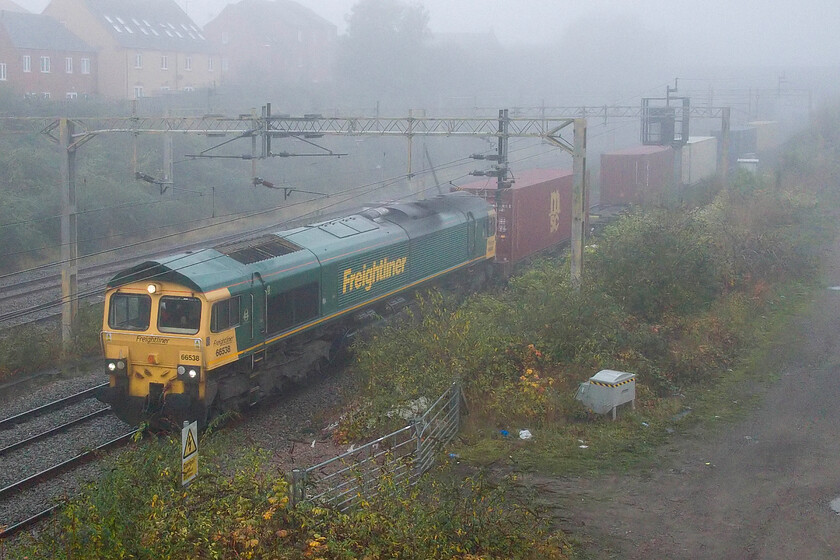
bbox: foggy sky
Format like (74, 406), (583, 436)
(13, 0), (840, 68)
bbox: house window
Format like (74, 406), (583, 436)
(183, 86), (194, 92)
(42, 92), (50, 99)
(0, 63), (6, 81)
(134, 53), (142, 68)
(184, 56), (192, 71)
(66, 92), (77, 99)
(221, 58), (229, 72)
(66, 57), (73, 73)
(161, 55), (168, 70)
(81, 58), (90, 74)
(22, 55), (30, 72)
(207, 57), (213, 71)
(133, 85), (143, 98)
(40, 56), (50, 73)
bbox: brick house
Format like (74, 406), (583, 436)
(203, 0), (336, 87)
(0, 10), (97, 99)
(44, 0), (220, 99)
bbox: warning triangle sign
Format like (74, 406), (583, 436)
(183, 429), (197, 458)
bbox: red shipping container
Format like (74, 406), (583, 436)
(600, 145), (674, 206)
(457, 168), (575, 264)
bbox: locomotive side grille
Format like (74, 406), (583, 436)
(410, 223), (468, 281)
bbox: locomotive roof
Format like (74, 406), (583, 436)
(107, 249), (258, 293)
(107, 192), (490, 294)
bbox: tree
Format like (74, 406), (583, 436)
(339, 0), (431, 105)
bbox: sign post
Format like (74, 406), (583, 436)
(181, 420), (198, 486)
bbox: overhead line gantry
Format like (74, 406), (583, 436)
(2, 108), (588, 349)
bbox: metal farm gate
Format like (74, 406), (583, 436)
(289, 382), (463, 511)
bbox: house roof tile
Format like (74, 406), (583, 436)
(209, 0), (336, 34)
(84, 0), (215, 53)
(0, 10), (94, 52)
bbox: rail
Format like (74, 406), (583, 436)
(0, 383), (109, 428)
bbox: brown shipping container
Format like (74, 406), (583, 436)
(600, 145), (674, 205)
(457, 169), (575, 264)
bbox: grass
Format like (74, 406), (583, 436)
(448, 277), (819, 479)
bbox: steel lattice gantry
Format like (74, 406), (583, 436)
(3, 111), (588, 346)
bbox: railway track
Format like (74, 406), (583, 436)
(0, 229), (254, 330)
(0, 381), (136, 539)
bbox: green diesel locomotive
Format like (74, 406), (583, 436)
(100, 192), (496, 427)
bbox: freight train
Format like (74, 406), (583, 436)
(101, 116), (777, 429)
(100, 172), (577, 428)
(598, 120), (779, 206)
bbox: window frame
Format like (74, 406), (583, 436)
(266, 283), (319, 334)
(158, 296), (202, 335)
(108, 293), (152, 331)
(210, 296), (241, 333)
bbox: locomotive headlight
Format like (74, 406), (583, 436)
(147, 283), (158, 294)
(177, 364), (200, 382)
(106, 359), (126, 373)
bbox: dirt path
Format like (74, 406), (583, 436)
(524, 242), (840, 558)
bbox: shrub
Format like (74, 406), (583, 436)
(0, 323), (60, 380)
(10, 434), (570, 560)
(700, 178), (821, 290)
(585, 208), (719, 322)
(306, 469), (570, 559)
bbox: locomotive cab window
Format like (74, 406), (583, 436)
(266, 283), (319, 333)
(158, 296), (201, 334)
(108, 293), (151, 331)
(211, 296), (241, 332)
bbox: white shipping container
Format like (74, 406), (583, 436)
(747, 121), (780, 152)
(680, 136), (718, 185)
